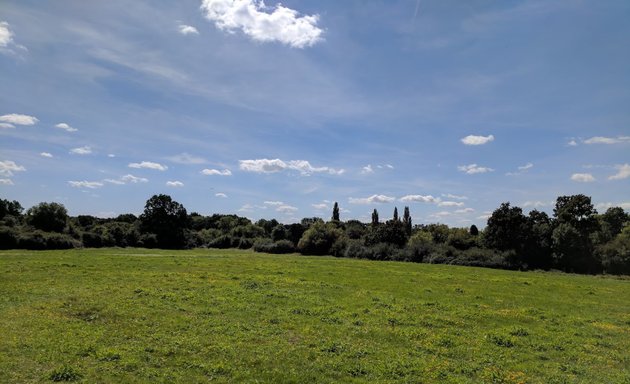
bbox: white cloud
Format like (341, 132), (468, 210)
(105, 174), (149, 185)
(178, 24), (199, 35)
(200, 0), (323, 48)
(455, 208), (475, 214)
(567, 139), (578, 146)
(276, 204), (298, 213)
(201, 168), (232, 176)
(430, 211), (452, 218)
(68, 180), (104, 189)
(239, 158), (343, 175)
(166, 181), (184, 187)
(0, 21), (13, 47)
(461, 134), (494, 145)
(609, 164), (630, 180)
(129, 161), (168, 171)
(522, 200), (552, 208)
(442, 193), (468, 200)
(361, 164), (374, 174)
(583, 136), (630, 145)
(40, 152), (53, 158)
(312, 203), (328, 210)
(438, 201), (464, 207)
(215, 192), (228, 198)
(400, 194), (439, 203)
(264, 201), (284, 206)
(0, 160), (26, 177)
(0, 123), (14, 129)
(458, 164), (494, 174)
(0, 178), (14, 185)
(507, 162), (533, 176)
(238, 204), (254, 212)
(597, 202), (630, 211)
(571, 173), (595, 183)
(168, 153), (206, 164)
(69, 146), (92, 155)
(55, 123), (78, 132)
(349, 194), (396, 204)
(0, 113), (38, 126)
(108, 154), (116, 158)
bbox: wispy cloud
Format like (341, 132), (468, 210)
(458, 164), (494, 174)
(312, 203), (328, 210)
(215, 192), (228, 198)
(0, 160), (26, 177)
(438, 201), (464, 207)
(200, 0), (323, 48)
(276, 204), (298, 213)
(399, 194), (440, 203)
(239, 159), (343, 176)
(55, 123), (78, 132)
(571, 173), (595, 183)
(442, 193), (468, 200)
(178, 24), (199, 35)
(68, 180), (104, 189)
(609, 164), (630, 180)
(349, 194), (396, 204)
(461, 134), (494, 145)
(0, 178), (14, 185)
(129, 161), (168, 171)
(361, 164), (374, 174)
(0, 21), (27, 55)
(583, 136), (630, 145)
(167, 153), (206, 164)
(40, 152), (53, 158)
(0, 113), (38, 126)
(166, 181), (184, 187)
(201, 168), (232, 176)
(105, 174), (148, 185)
(506, 162), (533, 176)
(69, 146), (92, 155)
(0, 123), (15, 129)
(264, 201), (284, 206)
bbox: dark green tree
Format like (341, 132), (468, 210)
(525, 210), (553, 270)
(393, 207), (399, 222)
(469, 224), (479, 236)
(0, 199), (23, 219)
(402, 206), (412, 235)
(371, 209), (379, 226)
(139, 194), (188, 249)
(26, 202), (68, 233)
(332, 202), (340, 221)
(483, 202), (529, 267)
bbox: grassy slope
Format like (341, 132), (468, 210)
(0, 249), (629, 383)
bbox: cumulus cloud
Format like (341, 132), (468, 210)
(178, 24), (199, 35)
(168, 153), (206, 164)
(0, 160), (26, 177)
(55, 123), (78, 132)
(0, 21), (27, 54)
(68, 181), (104, 189)
(0, 113), (38, 125)
(571, 173), (595, 183)
(239, 159), (343, 175)
(461, 134), (494, 146)
(567, 139), (578, 146)
(264, 201), (284, 206)
(105, 174), (149, 185)
(166, 181), (184, 187)
(40, 152), (53, 158)
(438, 201), (464, 207)
(522, 201), (553, 208)
(349, 194), (395, 204)
(442, 193), (467, 200)
(0, 123), (14, 129)
(0, 178), (14, 185)
(455, 208), (475, 214)
(215, 192), (228, 198)
(399, 194), (439, 203)
(608, 164), (630, 180)
(583, 136), (630, 145)
(312, 203), (328, 210)
(201, 168), (232, 176)
(458, 164), (494, 174)
(361, 164), (374, 174)
(276, 204), (298, 213)
(69, 146), (92, 155)
(200, 0), (323, 48)
(129, 161), (168, 171)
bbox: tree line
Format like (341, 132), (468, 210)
(1, 194), (629, 275)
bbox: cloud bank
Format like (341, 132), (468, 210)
(239, 159), (343, 175)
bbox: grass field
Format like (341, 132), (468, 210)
(1, 249), (629, 383)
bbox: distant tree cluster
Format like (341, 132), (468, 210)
(1, 194), (628, 275)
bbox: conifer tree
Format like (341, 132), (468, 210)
(371, 209), (379, 226)
(403, 206), (412, 235)
(393, 207), (399, 222)
(332, 202), (340, 221)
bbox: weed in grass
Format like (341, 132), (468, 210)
(487, 334), (515, 348)
(509, 327), (530, 337)
(48, 366), (82, 382)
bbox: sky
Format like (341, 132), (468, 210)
(1, 0), (629, 226)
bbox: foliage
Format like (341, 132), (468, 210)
(26, 202), (68, 233)
(139, 194), (188, 249)
(0, 199), (23, 220)
(297, 222), (344, 255)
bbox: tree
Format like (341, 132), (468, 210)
(26, 202), (68, 233)
(483, 202), (528, 253)
(469, 224), (479, 236)
(139, 194), (188, 249)
(402, 206), (412, 235)
(0, 199), (23, 219)
(332, 202), (340, 221)
(393, 207), (399, 222)
(371, 209), (379, 226)
(297, 222), (344, 255)
(525, 210), (553, 270)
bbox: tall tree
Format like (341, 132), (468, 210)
(393, 207), (399, 222)
(332, 202), (340, 221)
(402, 206), (412, 235)
(26, 202), (68, 233)
(140, 194), (188, 249)
(371, 209), (379, 226)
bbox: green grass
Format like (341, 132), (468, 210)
(1, 249), (629, 383)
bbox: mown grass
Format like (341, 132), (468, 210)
(1, 248), (629, 383)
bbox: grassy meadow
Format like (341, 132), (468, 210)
(1, 248), (629, 383)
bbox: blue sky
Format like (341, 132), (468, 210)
(1, 0), (629, 226)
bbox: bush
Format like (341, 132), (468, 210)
(237, 237), (254, 249)
(208, 235), (235, 249)
(81, 232), (104, 248)
(253, 239), (295, 254)
(297, 222), (343, 255)
(0, 226), (18, 249)
(26, 202), (68, 233)
(344, 240), (371, 259)
(138, 233), (158, 248)
(17, 230), (79, 250)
